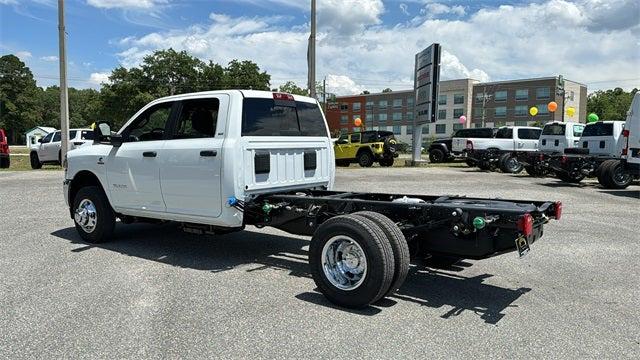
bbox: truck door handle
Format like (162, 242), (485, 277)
(143, 151), (157, 158)
(200, 150), (217, 157)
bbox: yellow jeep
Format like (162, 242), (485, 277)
(334, 130), (399, 167)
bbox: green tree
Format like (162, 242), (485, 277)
(361, 90), (370, 95)
(382, 88), (392, 93)
(278, 81), (309, 96)
(141, 49), (204, 96)
(0, 54), (41, 143)
(223, 59), (271, 90)
(587, 87), (637, 121)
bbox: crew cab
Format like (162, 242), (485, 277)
(429, 127), (496, 164)
(0, 128), (9, 169)
(516, 122), (585, 177)
(596, 93), (640, 189)
(548, 121), (626, 183)
(30, 128), (94, 169)
(466, 126), (542, 172)
(334, 130), (398, 167)
(64, 90), (561, 309)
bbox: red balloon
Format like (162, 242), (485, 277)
(548, 101), (558, 112)
(354, 118), (362, 127)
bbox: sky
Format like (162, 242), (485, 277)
(0, 0), (638, 95)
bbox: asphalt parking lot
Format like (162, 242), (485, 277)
(1, 167), (638, 358)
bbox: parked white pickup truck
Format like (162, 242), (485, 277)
(63, 90), (561, 308)
(30, 128), (94, 169)
(465, 126), (542, 172)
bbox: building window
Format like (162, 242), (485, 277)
(378, 100), (388, 109)
(423, 125), (430, 134)
(537, 104), (549, 114)
(438, 109), (447, 119)
(407, 125), (413, 135)
(407, 97), (414, 107)
(365, 101), (374, 110)
(473, 107), (483, 117)
(454, 93), (464, 104)
(515, 120), (528, 126)
(536, 87), (550, 100)
(438, 94), (447, 105)
(393, 125), (401, 135)
(436, 124), (447, 134)
(392, 112), (402, 121)
(393, 99), (403, 108)
(515, 89), (528, 101)
(378, 113), (387, 121)
(494, 90), (507, 102)
(495, 106), (507, 117)
(453, 123), (463, 131)
(407, 112), (414, 121)
(353, 102), (361, 111)
(453, 108), (464, 118)
(475, 93), (484, 103)
(340, 115), (348, 124)
(340, 103), (349, 111)
(366, 113), (374, 122)
(515, 105), (527, 116)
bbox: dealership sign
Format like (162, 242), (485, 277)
(413, 44), (441, 125)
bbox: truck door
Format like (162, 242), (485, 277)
(334, 133), (350, 159)
(106, 101), (175, 213)
(160, 96), (227, 218)
(516, 128), (541, 151)
(36, 132), (54, 160)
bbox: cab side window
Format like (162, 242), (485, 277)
(41, 133), (54, 143)
(53, 131), (61, 142)
(573, 125), (584, 137)
(351, 133), (361, 143)
(124, 102), (173, 142)
(172, 98), (220, 139)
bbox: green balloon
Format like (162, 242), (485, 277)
(587, 113), (599, 123)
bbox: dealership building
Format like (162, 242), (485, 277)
(325, 76), (587, 144)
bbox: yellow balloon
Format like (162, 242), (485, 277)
(529, 106), (538, 116)
(566, 107), (576, 117)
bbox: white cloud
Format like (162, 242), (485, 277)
(40, 55), (58, 62)
(423, 2), (466, 17)
(326, 75), (366, 95)
(86, 0), (165, 10)
(111, 0), (639, 94)
(0, 0), (18, 5)
(89, 72), (110, 85)
(318, 0), (384, 36)
(15, 51), (32, 59)
(400, 3), (410, 16)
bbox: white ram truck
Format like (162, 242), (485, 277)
(63, 90), (561, 308)
(465, 126), (542, 172)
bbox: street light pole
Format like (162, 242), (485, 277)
(58, 0), (70, 165)
(308, 0), (316, 98)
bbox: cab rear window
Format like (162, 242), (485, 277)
(542, 124), (566, 136)
(582, 123), (613, 137)
(242, 98), (327, 137)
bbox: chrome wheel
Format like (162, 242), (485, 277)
(321, 236), (367, 290)
(74, 199), (98, 233)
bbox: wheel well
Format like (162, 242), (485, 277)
(69, 171), (104, 211)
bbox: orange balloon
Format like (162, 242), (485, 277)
(547, 101), (558, 112)
(354, 118), (362, 127)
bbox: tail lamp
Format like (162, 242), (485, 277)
(622, 129), (630, 156)
(517, 213), (533, 237)
(553, 201), (563, 220)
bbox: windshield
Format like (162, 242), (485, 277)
(542, 124), (566, 136)
(582, 122), (614, 137)
(242, 98), (327, 137)
(362, 131), (394, 143)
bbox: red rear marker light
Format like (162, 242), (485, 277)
(273, 93), (294, 101)
(554, 201), (563, 220)
(466, 140), (473, 150)
(622, 129), (630, 156)
(517, 213), (534, 237)
(622, 129), (630, 137)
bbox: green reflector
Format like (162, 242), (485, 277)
(262, 203), (273, 214)
(473, 217), (486, 229)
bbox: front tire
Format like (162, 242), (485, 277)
(429, 149), (445, 163)
(73, 186), (116, 243)
(309, 215), (395, 308)
(30, 152), (42, 169)
(357, 151), (374, 167)
(499, 153), (523, 174)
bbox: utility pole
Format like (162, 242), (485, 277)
(480, 85), (492, 128)
(58, 0), (70, 165)
(308, 0), (316, 98)
(322, 76), (327, 113)
(557, 75), (565, 122)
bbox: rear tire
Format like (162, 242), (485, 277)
(73, 186), (116, 244)
(598, 160), (632, 189)
(354, 211), (410, 297)
(30, 152), (42, 169)
(0, 156), (9, 169)
(429, 149), (445, 163)
(357, 151), (374, 167)
(309, 215), (395, 309)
